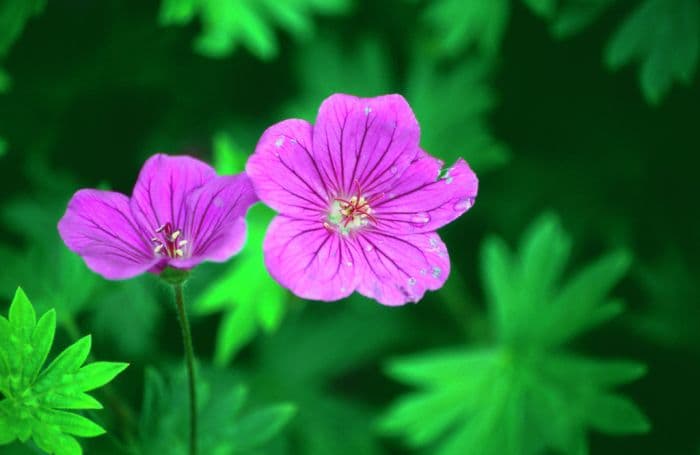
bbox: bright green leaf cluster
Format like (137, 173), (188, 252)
(159, 0), (353, 60)
(195, 203), (287, 364)
(139, 367), (295, 454)
(380, 214), (649, 455)
(606, 0), (699, 104)
(0, 288), (128, 455)
(192, 133), (287, 365)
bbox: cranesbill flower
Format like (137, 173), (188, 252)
(246, 94), (478, 306)
(58, 154), (257, 280)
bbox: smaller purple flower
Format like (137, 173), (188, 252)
(58, 154), (257, 280)
(246, 94), (478, 306)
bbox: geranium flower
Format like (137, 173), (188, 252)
(246, 94), (478, 305)
(58, 154), (257, 280)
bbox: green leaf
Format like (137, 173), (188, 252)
(381, 213), (648, 455)
(192, 133), (288, 365)
(0, 0), (46, 58)
(605, 0), (700, 104)
(418, 0), (510, 58)
(229, 404), (297, 450)
(159, 0), (353, 60)
(524, 0), (615, 38)
(0, 288), (128, 454)
(405, 57), (509, 172)
(282, 36), (393, 122)
(138, 366), (294, 455)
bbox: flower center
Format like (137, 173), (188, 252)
(325, 181), (382, 235)
(151, 222), (188, 258)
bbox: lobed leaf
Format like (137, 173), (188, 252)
(605, 0), (700, 104)
(0, 289), (128, 454)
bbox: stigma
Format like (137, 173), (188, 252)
(151, 222), (188, 258)
(325, 180), (382, 235)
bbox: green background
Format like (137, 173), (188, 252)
(0, 0), (698, 454)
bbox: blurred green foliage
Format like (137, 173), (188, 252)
(137, 366), (295, 454)
(0, 0), (698, 454)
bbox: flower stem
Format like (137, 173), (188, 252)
(173, 283), (197, 455)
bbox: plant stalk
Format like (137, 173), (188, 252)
(173, 283), (197, 455)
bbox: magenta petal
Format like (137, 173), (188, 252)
(263, 215), (359, 301)
(170, 174), (258, 268)
(354, 231), (451, 306)
(57, 189), (159, 280)
(247, 119), (330, 218)
(375, 155), (478, 234)
(312, 94), (420, 195)
(130, 154), (217, 236)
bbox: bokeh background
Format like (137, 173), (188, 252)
(1, 0), (699, 454)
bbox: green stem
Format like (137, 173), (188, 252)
(173, 283), (198, 455)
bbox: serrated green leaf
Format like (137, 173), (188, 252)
(0, 290), (128, 453)
(382, 214), (648, 455)
(39, 336), (92, 382)
(161, 0), (352, 60)
(72, 362), (129, 392)
(605, 0), (700, 104)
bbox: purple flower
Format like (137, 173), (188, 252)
(58, 154), (257, 280)
(246, 94), (478, 306)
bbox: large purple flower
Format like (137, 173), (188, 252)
(58, 154), (257, 280)
(246, 94), (478, 306)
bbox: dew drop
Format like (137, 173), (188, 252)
(445, 177), (453, 185)
(410, 212), (431, 227)
(390, 165), (398, 174)
(431, 266), (442, 278)
(420, 268), (427, 275)
(365, 244), (374, 252)
(453, 198), (474, 212)
(345, 260), (354, 267)
(364, 106), (372, 115)
(214, 196), (224, 208)
(340, 286), (347, 293)
(274, 136), (284, 148)
(407, 277), (417, 286)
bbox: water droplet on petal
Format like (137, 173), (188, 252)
(365, 244), (374, 252)
(453, 198), (474, 212)
(410, 212), (431, 227)
(214, 197), (224, 208)
(364, 106), (372, 115)
(340, 286), (347, 293)
(274, 136), (284, 148)
(445, 177), (453, 185)
(420, 268), (427, 275)
(345, 260), (353, 267)
(431, 266), (442, 278)
(390, 165), (398, 174)
(408, 277), (417, 286)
